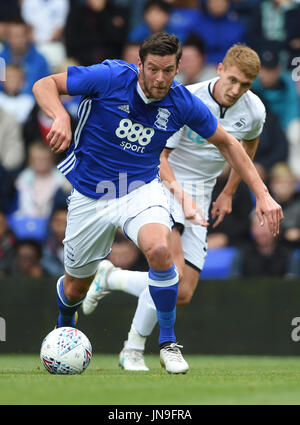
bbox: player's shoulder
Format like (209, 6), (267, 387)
(102, 59), (138, 76)
(170, 78), (211, 105)
(185, 78), (214, 95)
(242, 89), (266, 119)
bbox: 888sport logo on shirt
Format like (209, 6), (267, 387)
(115, 118), (155, 153)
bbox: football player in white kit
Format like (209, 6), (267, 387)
(82, 44), (281, 371)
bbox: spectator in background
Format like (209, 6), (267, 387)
(252, 96), (289, 177)
(239, 209), (292, 278)
(252, 49), (300, 179)
(175, 33), (217, 85)
(65, 0), (129, 66)
(122, 41), (140, 65)
(0, 106), (25, 173)
(42, 206), (68, 277)
(14, 141), (70, 219)
(285, 2), (300, 70)
(20, 0), (70, 45)
(14, 238), (46, 277)
(0, 18), (51, 95)
(207, 166), (253, 249)
(0, 64), (35, 123)
(166, 0), (201, 43)
(247, 0), (296, 63)
(194, 0), (246, 65)
(229, 0), (261, 29)
(0, 209), (16, 276)
(20, 0), (70, 73)
(269, 162), (300, 250)
(127, 0), (172, 43)
(0, 0), (20, 41)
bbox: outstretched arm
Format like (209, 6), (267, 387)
(211, 137), (259, 228)
(32, 73), (72, 154)
(207, 123), (283, 235)
(160, 148), (208, 226)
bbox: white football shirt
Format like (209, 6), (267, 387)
(166, 77), (266, 215)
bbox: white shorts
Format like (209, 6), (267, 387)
(63, 178), (173, 278)
(170, 193), (208, 272)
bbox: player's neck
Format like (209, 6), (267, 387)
(212, 80), (225, 106)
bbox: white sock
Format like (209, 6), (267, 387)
(124, 323), (147, 351)
(107, 270), (148, 297)
(131, 286), (157, 340)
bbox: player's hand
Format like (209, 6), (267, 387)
(47, 114), (72, 154)
(182, 194), (208, 227)
(211, 192), (232, 228)
(256, 192), (283, 236)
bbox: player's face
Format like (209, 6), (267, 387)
(214, 63), (253, 106)
(138, 54), (179, 99)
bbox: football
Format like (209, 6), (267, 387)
(40, 327), (92, 374)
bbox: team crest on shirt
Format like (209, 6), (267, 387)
(233, 117), (246, 129)
(154, 108), (170, 130)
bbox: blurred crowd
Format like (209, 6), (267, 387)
(0, 0), (300, 280)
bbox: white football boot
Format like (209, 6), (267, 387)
(82, 260), (117, 315)
(160, 343), (189, 374)
(119, 342), (149, 371)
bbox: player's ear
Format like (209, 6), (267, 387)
(176, 59), (181, 75)
(217, 62), (223, 76)
(137, 57), (143, 72)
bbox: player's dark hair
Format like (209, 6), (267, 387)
(15, 238), (43, 260)
(139, 32), (182, 65)
(144, 0), (172, 14)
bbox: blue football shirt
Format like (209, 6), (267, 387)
(58, 60), (218, 199)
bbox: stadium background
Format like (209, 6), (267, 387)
(0, 0), (300, 356)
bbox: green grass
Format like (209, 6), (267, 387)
(1, 354), (300, 405)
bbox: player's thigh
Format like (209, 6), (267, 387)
(180, 223), (207, 273)
(63, 189), (118, 276)
(125, 206), (173, 269)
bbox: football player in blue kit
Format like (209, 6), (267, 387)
(33, 32), (283, 374)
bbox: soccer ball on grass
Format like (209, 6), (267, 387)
(40, 327), (92, 374)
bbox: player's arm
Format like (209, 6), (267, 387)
(207, 123), (283, 235)
(160, 148), (208, 226)
(32, 73), (72, 154)
(211, 137), (259, 228)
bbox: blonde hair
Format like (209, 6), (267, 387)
(223, 44), (261, 80)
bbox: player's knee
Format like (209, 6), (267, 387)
(145, 242), (172, 268)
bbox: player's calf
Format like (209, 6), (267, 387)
(56, 275), (91, 328)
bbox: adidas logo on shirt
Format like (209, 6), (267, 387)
(118, 104), (130, 113)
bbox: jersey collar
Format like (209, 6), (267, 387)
(208, 78), (230, 119)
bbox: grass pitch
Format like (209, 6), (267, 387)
(1, 354), (300, 405)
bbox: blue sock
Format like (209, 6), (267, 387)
(148, 264), (178, 346)
(56, 276), (84, 328)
